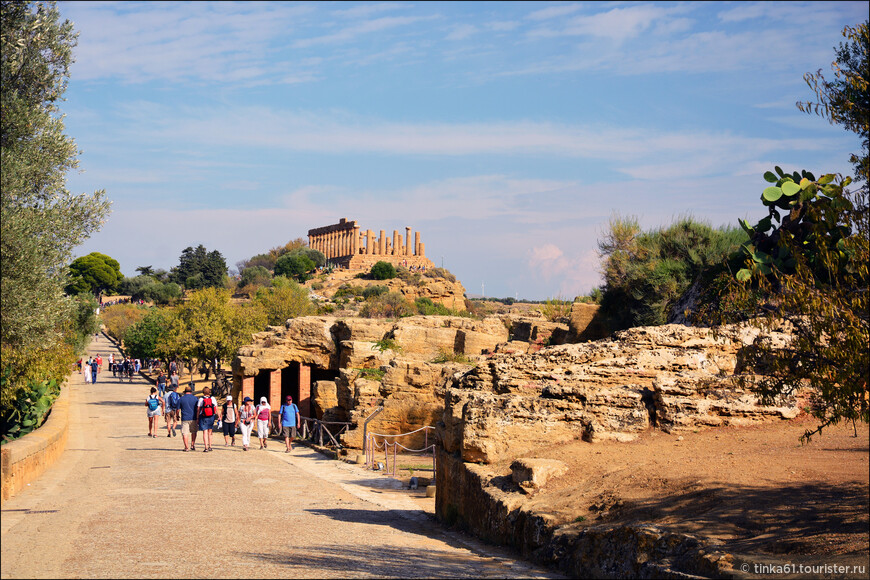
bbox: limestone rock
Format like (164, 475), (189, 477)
(511, 458), (569, 491)
(441, 322), (800, 464)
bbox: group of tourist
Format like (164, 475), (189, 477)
(79, 355), (102, 383)
(146, 386), (301, 453)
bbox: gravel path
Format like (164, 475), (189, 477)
(1, 333), (561, 579)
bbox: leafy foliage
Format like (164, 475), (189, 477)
(1, 0), (109, 428)
(117, 275), (181, 304)
(123, 308), (174, 361)
(1, 371), (60, 443)
(360, 292), (414, 318)
(715, 170), (868, 441)
(157, 288), (267, 379)
(64, 252), (122, 296)
(797, 21), (869, 185)
(100, 304), (147, 344)
(598, 216), (746, 330)
(540, 296), (572, 322)
(239, 265), (271, 287)
(252, 282), (314, 325)
(274, 253), (315, 282)
(169, 244), (227, 289)
(236, 237), (307, 272)
(370, 261), (397, 280)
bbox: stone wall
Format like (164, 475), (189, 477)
(1, 385), (69, 503)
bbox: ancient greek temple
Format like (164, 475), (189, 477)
(308, 218), (434, 269)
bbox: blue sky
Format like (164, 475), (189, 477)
(60, 1), (867, 300)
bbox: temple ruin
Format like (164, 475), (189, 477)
(308, 218), (434, 270)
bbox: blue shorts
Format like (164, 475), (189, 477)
(198, 416), (215, 431)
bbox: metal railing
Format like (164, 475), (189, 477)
(299, 416), (352, 450)
(365, 425), (437, 477)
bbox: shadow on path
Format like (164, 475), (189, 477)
(239, 544), (501, 578)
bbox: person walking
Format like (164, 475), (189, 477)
(83, 357), (92, 384)
(90, 357), (100, 385)
(255, 396), (272, 450)
(165, 384), (180, 437)
(221, 395), (239, 446)
(196, 387), (218, 453)
(179, 384), (199, 452)
(239, 397), (256, 451)
(156, 371), (167, 397)
(278, 395), (301, 453)
(146, 387), (163, 438)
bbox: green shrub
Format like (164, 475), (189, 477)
(360, 292), (413, 318)
(240, 266), (272, 287)
(415, 297), (450, 315)
(275, 253), (315, 282)
(597, 216), (746, 330)
(1, 373), (61, 443)
(370, 261), (397, 280)
(423, 267), (456, 282)
(363, 285), (389, 299)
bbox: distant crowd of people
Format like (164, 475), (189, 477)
(148, 385), (301, 454)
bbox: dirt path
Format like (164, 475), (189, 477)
(1, 333), (561, 579)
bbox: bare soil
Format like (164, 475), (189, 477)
(490, 415), (868, 567)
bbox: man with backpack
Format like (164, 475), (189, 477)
(179, 384), (199, 452)
(196, 386), (218, 453)
(164, 384), (180, 437)
(279, 395), (301, 453)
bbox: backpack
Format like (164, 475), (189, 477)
(201, 397), (215, 417)
(168, 391), (180, 410)
(147, 396), (159, 412)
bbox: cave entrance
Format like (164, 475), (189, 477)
(253, 370), (271, 405)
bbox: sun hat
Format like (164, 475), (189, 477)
(226, 395), (232, 401)
(243, 396), (252, 403)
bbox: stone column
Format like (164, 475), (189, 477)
(308, 235), (313, 250)
(353, 225), (360, 255)
(405, 227), (412, 256)
(241, 376), (255, 405)
(298, 363), (311, 417)
(366, 230), (373, 255)
(397, 234), (404, 259)
(378, 230), (386, 255)
(391, 231), (398, 256)
(328, 231), (335, 259)
(419, 242), (426, 257)
(415, 232), (421, 257)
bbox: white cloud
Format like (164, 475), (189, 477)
(526, 4), (583, 21)
(331, 3), (412, 19)
(447, 24), (478, 41)
(293, 16), (435, 48)
(116, 104), (841, 182)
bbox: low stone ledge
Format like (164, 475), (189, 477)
(1, 384), (70, 503)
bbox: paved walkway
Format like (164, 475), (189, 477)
(1, 333), (561, 579)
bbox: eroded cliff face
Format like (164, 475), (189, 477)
(435, 322), (801, 578)
(232, 314), (508, 445)
(439, 323), (798, 465)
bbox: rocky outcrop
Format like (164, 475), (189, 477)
(439, 323), (798, 464)
(307, 268), (469, 311)
(233, 314), (506, 446)
(435, 321), (801, 578)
